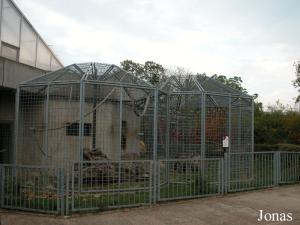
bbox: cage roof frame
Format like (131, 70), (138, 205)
(21, 62), (155, 89)
(159, 73), (252, 98)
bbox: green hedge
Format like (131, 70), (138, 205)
(255, 143), (300, 152)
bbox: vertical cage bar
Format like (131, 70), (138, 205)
(79, 81), (85, 161)
(165, 94), (170, 184)
(0, 165), (3, 207)
(92, 84), (97, 149)
(13, 87), (20, 165)
(201, 93), (206, 158)
(165, 94), (170, 160)
(43, 85), (50, 164)
(251, 98), (254, 153)
(153, 89), (158, 203)
(119, 87), (123, 160)
(228, 95), (232, 154)
(59, 168), (65, 215)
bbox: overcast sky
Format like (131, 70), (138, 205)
(14, 0), (300, 106)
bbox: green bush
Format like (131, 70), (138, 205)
(255, 143), (300, 152)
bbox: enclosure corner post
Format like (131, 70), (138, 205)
(13, 87), (20, 165)
(165, 93), (170, 185)
(79, 80), (85, 161)
(119, 87), (123, 161)
(58, 168), (65, 216)
(153, 88), (158, 203)
(223, 152), (229, 194)
(43, 85), (50, 165)
(166, 94), (170, 161)
(228, 95), (232, 154)
(251, 98), (254, 153)
(201, 92), (206, 159)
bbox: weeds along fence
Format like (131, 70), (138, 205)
(0, 151), (300, 215)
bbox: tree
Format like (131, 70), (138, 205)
(210, 74), (248, 93)
(293, 61), (300, 102)
(120, 60), (165, 85)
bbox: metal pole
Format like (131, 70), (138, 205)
(119, 88), (123, 160)
(251, 99), (255, 181)
(65, 166), (69, 216)
(13, 87), (20, 165)
(224, 152), (229, 193)
(0, 165), (4, 207)
(166, 94), (170, 161)
(201, 93), (206, 158)
(238, 105), (241, 151)
(78, 81), (85, 192)
(228, 96), (232, 154)
(79, 81), (85, 161)
(251, 99), (254, 153)
(59, 168), (65, 216)
(165, 94), (170, 184)
(153, 89), (158, 203)
(43, 85), (50, 165)
(228, 96), (232, 192)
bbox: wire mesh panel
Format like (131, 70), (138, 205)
(47, 84), (81, 167)
(82, 83), (156, 162)
(205, 94), (229, 158)
(280, 152), (300, 184)
(168, 94), (202, 158)
(17, 86), (47, 165)
(119, 87), (155, 160)
(231, 98), (253, 153)
(71, 160), (152, 212)
(0, 165), (61, 214)
(228, 152), (274, 192)
(157, 92), (168, 160)
(158, 158), (222, 201)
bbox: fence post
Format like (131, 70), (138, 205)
(65, 166), (70, 216)
(153, 89), (158, 204)
(0, 165), (3, 207)
(223, 153), (229, 194)
(273, 152), (280, 186)
(278, 152), (281, 184)
(218, 159), (223, 195)
(58, 168), (65, 216)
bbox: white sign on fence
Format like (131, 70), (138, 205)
(222, 136), (229, 148)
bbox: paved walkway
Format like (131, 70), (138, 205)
(1, 185), (300, 225)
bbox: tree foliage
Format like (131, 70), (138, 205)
(254, 101), (300, 145)
(211, 74), (248, 93)
(293, 62), (300, 102)
(120, 60), (165, 85)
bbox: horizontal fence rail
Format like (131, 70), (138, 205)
(0, 151), (300, 215)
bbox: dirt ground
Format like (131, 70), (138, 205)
(1, 184), (300, 225)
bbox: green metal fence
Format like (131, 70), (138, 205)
(70, 160), (153, 213)
(0, 151), (300, 215)
(157, 158), (222, 201)
(280, 152), (300, 184)
(0, 164), (63, 214)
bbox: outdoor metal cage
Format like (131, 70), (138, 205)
(159, 74), (254, 159)
(2, 62), (289, 215)
(14, 63), (254, 167)
(15, 62), (158, 168)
